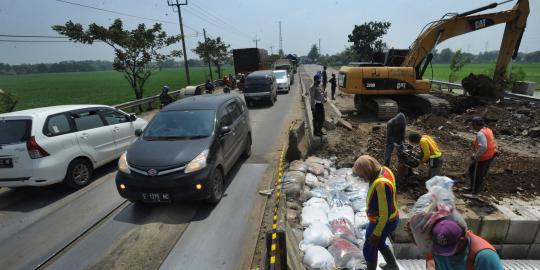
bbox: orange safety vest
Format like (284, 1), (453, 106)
(474, 127), (497, 161)
(426, 230), (496, 270)
(366, 166), (399, 222)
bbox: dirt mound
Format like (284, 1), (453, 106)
(446, 95), (488, 114)
(462, 73), (505, 100)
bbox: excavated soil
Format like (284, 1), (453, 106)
(316, 94), (540, 201)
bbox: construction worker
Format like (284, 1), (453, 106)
(469, 116), (497, 194)
(159, 85), (174, 108)
(328, 73), (337, 100)
(321, 66), (328, 92)
(353, 155), (399, 270)
(384, 112), (407, 166)
(424, 219), (503, 270)
(309, 74), (326, 136)
(408, 132), (443, 179)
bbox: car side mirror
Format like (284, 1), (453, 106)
(220, 126), (232, 136)
(134, 129), (143, 137)
(129, 114), (137, 122)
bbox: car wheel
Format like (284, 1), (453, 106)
(207, 168), (224, 203)
(242, 135), (252, 158)
(64, 158), (93, 189)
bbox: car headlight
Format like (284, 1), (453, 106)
(118, 152), (131, 174)
(184, 149), (209, 174)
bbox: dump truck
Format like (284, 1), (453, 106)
(232, 48), (270, 75)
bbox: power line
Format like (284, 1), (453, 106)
(189, 2), (252, 40)
(0, 39), (78, 43)
(54, 0), (198, 33)
(0, 34), (68, 39)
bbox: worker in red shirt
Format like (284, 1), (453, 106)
(469, 117), (497, 194)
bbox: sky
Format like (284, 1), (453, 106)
(0, 0), (539, 64)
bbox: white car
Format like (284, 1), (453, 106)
(273, 70), (290, 93)
(0, 105), (147, 189)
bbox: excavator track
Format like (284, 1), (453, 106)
(354, 94), (450, 120)
(354, 95), (398, 120)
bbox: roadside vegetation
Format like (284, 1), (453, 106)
(0, 66), (234, 110)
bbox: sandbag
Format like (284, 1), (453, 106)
(283, 182), (302, 199)
(306, 162), (325, 176)
(284, 171), (306, 186)
(299, 222), (334, 250)
(328, 206), (355, 225)
(289, 160), (308, 173)
(328, 191), (350, 208)
(305, 187), (329, 200)
(303, 197), (330, 213)
(328, 238), (363, 268)
(330, 218), (355, 242)
(305, 173), (320, 188)
(303, 245), (336, 270)
(351, 199), (365, 213)
(302, 205), (329, 227)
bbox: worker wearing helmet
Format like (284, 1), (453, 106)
(159, 85), (174, 107)
(353, 155), (399, 270)
(408, 132), (443, 179)
(309, 73), (326, 136)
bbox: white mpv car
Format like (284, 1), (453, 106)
(0, 105), (147, 188)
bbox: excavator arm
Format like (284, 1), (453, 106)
(403, 0), (529, 81)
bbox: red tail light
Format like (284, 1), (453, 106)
(26, 136), (49, 159)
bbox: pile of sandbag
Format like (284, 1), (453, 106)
(284, 156), (370, 270)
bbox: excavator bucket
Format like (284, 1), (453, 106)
(461, 74), (506, 101)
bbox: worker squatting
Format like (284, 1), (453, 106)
(307, 70), (501, 270)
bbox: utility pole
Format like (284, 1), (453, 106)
(318, 38), (321, 55)
(269, 46), (273, 55)
(278, 21), (283, 56)
(253, 37), (260, 48)
(203, 28), (213, 81)
(167, 0), (191, 85)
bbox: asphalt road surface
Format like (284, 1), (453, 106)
(0, 75), (301, 270)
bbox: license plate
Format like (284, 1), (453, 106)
(142, 192), (171, 203)
(0, 158), (13, 168)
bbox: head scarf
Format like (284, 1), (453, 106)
(353, 155), (382, 182)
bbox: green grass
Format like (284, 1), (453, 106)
(0, 67), (234, 110)
(429, 63), (540, 90)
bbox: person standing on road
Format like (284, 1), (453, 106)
(309, 74), (326, 136)
(353, 155), (400, 270)
(321, 66), (328, 92)
(384, 112), (407, 166)
(328, 73), (337, 100)
(423, 219), (503, 270)
(408, 132), (443, 179)
(469, 116), (497, 194)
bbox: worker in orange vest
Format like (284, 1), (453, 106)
(469, 117), (497, 194)
(424, 219), (502, 270)
(353, 155), (399, 270)
(408, 132), (443, 179)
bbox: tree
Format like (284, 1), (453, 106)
(52, 19), (181, 100)
(192, 36), (230, 79)
(448, 49), (471, 82)
(348, 21), (391, 61)
(436, 48), (453, 64)
(307, 44), (319, 63)
(0, 89), (18, 113)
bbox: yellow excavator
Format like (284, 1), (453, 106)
(338, 0), (529, 119)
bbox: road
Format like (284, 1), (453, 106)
(0, 76), (301, 270)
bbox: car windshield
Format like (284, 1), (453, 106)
(274, 71), (287, 79)
(143, 110), (215, 140)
